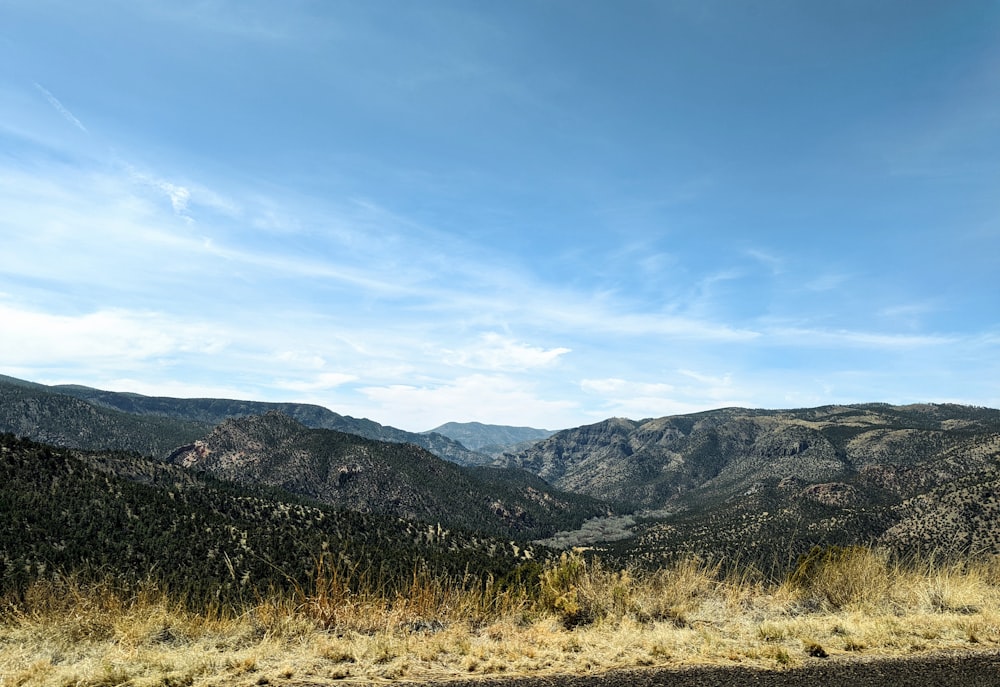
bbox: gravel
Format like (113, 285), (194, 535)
(400, 649), (1000, 687)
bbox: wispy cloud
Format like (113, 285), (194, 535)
(444, 333), (571, 371)
(767, 327), (956, 349)
(142, 1), (297, 42)
(93, 377), (256, 401)
(159, 180), (191, 215)
(804, 272), (852, 292)
(745, 247), (783, 273)
(878, 301), (939, 321)
(580, 378), (675, 396)
(124, 165), (243, 220)
(34, 83), (88, 133)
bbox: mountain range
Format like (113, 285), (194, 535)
(3, 373), (1000, 575)
(504, 404), (1000, 563)
(0, 375), (604, 539)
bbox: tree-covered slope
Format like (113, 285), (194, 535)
(0, 376), (209, 457)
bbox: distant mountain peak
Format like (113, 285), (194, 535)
(425, 421), (557, 455)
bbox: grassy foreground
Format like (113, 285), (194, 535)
(3, 549), (1000, 687)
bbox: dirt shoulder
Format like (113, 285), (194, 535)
(395, 649), (1000, 687)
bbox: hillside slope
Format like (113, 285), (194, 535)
(167, 412), (609, 538)
(500, 404), (1000, 509)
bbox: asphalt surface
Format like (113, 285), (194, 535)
(403, 650), (1000, 687)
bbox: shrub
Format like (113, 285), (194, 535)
(538, 551), (592, 627)
(787, 546), (893, 610)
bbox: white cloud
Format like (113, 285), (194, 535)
(578, 378), (687, 419)
(0, 159), (414, 301)
(745, 248), (783, 273)
(580, 372), (751, 421)
(164, 181), (191, 214)
(275, 351), (328, 369)
(676, 368), (732, 388)
(445, 333), (571, 371)
(91, 378), (254, 401)
(124, 167), (194, 217)
(0, 303), (228, 366)
(580, 378), (675, 396)
(804, 272), (851, 292)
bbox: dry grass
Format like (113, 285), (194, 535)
(3, 549), (1000, 686)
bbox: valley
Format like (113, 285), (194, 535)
(4, 374), (1000, 573)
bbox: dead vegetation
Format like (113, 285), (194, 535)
(3, 548), (999, 686)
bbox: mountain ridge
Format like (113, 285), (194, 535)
(505, 403), (1000, 563)
(498, 403), (1000, 509)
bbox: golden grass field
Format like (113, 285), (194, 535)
(3, 548), (999, 687)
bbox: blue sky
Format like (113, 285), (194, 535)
(1, 1), (998, 431)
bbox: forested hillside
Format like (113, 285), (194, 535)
(0, 433), (537, 602)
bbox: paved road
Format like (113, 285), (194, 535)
(408, 650), (1000, 687)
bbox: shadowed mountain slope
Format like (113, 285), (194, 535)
(0, 375), (210, 457)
